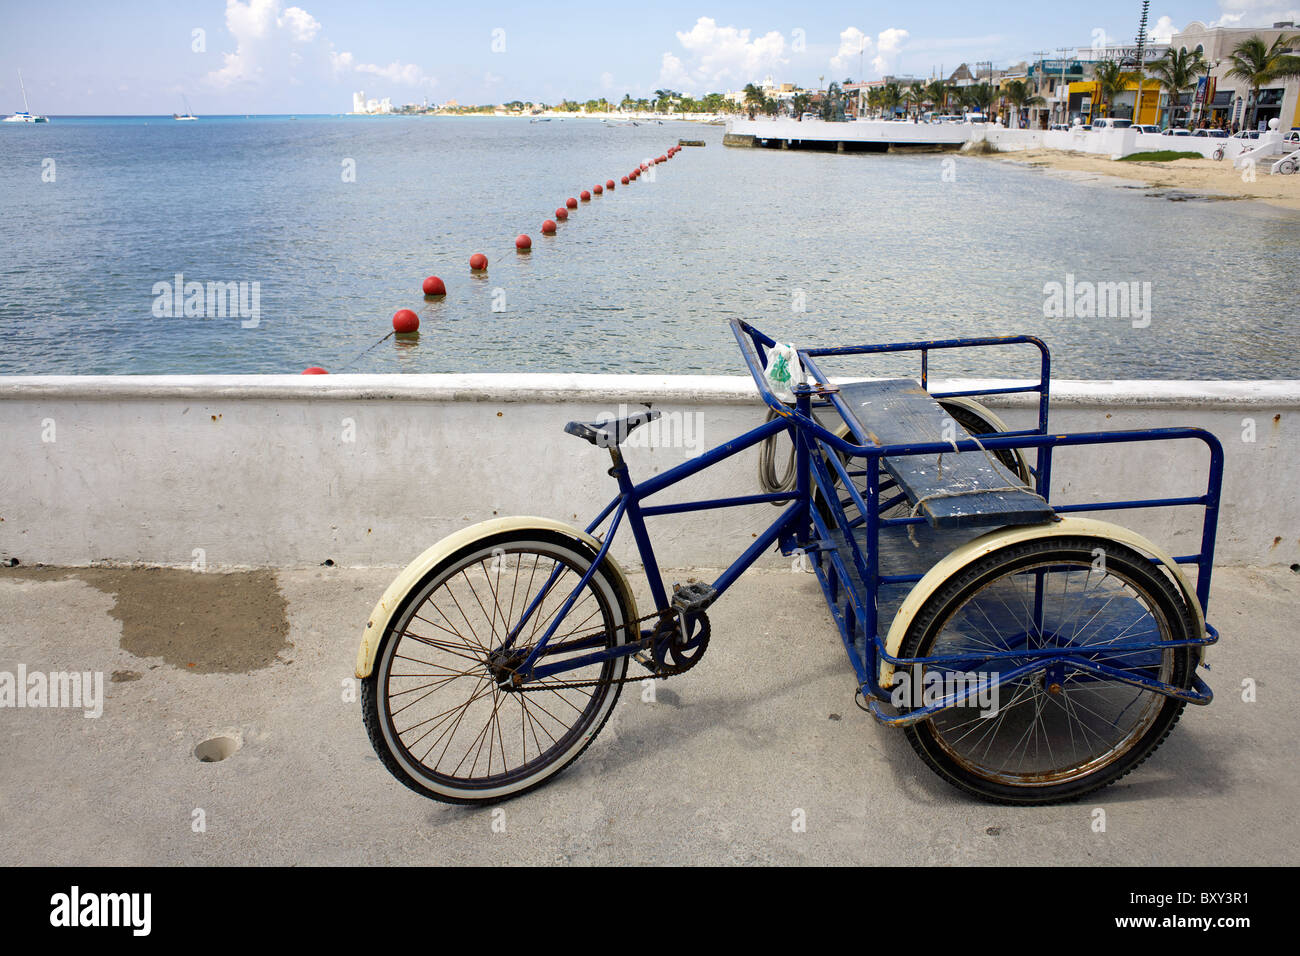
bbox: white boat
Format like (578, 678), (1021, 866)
(3, 69), (49, 123)
(173, 94), (197, 121)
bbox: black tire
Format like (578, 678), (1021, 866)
(362, 529), (631, 804)
(897, 536), (1196, 805)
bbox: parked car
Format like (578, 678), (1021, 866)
(1230, 129), (1261, 140)
(1161, 127), (1192, 136)
(1192, 128), (1228, 138)
(1283, 129), (1300, 145)
(1092, 117), (1132, 129)
(1137, 125), (1161, 134)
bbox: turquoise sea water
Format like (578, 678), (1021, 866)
(1, 115), (1297, 378)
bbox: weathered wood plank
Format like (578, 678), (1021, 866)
(833, 379), (1054, 529)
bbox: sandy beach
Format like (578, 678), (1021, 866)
(990, 147), (1300, 213)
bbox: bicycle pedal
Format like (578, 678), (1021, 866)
(671, 581), (717, 613)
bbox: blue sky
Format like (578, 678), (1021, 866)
(2, 0), (1296, 113)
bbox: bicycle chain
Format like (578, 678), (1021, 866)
(508, 608), (710, 692)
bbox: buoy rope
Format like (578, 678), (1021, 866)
(336, 330), (395, 372)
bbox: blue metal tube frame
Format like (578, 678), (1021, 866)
(730, 319), (1224, 715)
(511, 320), (1223, 719)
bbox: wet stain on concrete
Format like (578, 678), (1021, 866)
(0, 567), (291, 673)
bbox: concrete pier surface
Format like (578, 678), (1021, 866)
(1, 563), (1296, 866)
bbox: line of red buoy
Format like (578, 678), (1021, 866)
(306, 143), (686, 372)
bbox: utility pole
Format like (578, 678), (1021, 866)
(1032, 50), (1050, 128)
(1057, 46), (1071, 124)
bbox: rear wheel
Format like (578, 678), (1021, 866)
(362, 530), (631, 804)
(897, 536), (1196, 804)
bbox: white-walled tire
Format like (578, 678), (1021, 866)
(361, 529), (631, 804)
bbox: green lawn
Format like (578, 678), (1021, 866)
(1119, 150), (1206, 162)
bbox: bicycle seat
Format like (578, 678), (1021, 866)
(564, 410), (661, 448)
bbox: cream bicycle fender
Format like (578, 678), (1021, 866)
(878, 516), (1207, 689)
(355, 516), (639, 679)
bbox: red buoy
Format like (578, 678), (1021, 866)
(620, 175), (629, 185)
(515, 234), (532, 250)
(565, 197), (578, 209)
(392, 309), (419, 334)
(657, 155), (667, 163)
(470, 253), (488, 271)
(593, 184), (603, 195)
(580, 189), (591, 201)
(302, 366), (328, 374)
(555, 207), (568, 220)
(606, 179), (615, 189)
(542, 218), (557, 233)
(422, 275), (446, 296)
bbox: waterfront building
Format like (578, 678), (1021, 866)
(1165, 20), (1299, 130)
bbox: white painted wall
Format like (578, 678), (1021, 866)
(1, 375), (1296, 571)
(727, 117), (1267, 161)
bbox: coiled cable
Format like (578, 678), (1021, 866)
(757, 407), (797, 499)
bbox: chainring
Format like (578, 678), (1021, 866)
(646, 610), (711, 676)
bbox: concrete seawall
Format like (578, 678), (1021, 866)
(1, 375), (1297, 570)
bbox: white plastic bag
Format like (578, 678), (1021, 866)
(763, 343), (805, 404)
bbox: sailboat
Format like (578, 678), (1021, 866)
(3, 69), (49, 123)
(173, 94), (197, 121)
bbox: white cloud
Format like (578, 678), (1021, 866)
(329, 49), (353, 73)
(1209, 1), (1300, 27)
(225, 0), (277, 42)
(871, 28), (909, 75)
(208, 0), (321, 87)
(659, 17), (788, 88)
(355, 60), (436, 87)
(660, 52), (692, 88)
(208, 1), (434, 94)
(277, 6), (321, 43)
(830, 27), (872, 74)
(1151, 16), (1176, 43)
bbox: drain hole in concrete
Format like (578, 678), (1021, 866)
(1291, 563), (1300, 574)
(195, 735), (241, 762)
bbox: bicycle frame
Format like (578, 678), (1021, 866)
(501, 319), (1224, 726)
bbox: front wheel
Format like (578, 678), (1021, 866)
(898, 536), (1197, 805)
(362, 529), (631, 804)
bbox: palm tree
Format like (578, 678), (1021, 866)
(905, 81), (927, 118)
(866, 87), (884, 117)
(1001, 79), (1045, 128)
(742, 82), (766, 120)
(966, 82), (995, 117)
(1092, 59), (1135, 118)
(881, 82), (902, 118)
(1225, 33), (1300, 130)
(791, 92), (811, 120)
(925, 79), (949, 114)
(1149, 47), (1206, 128)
